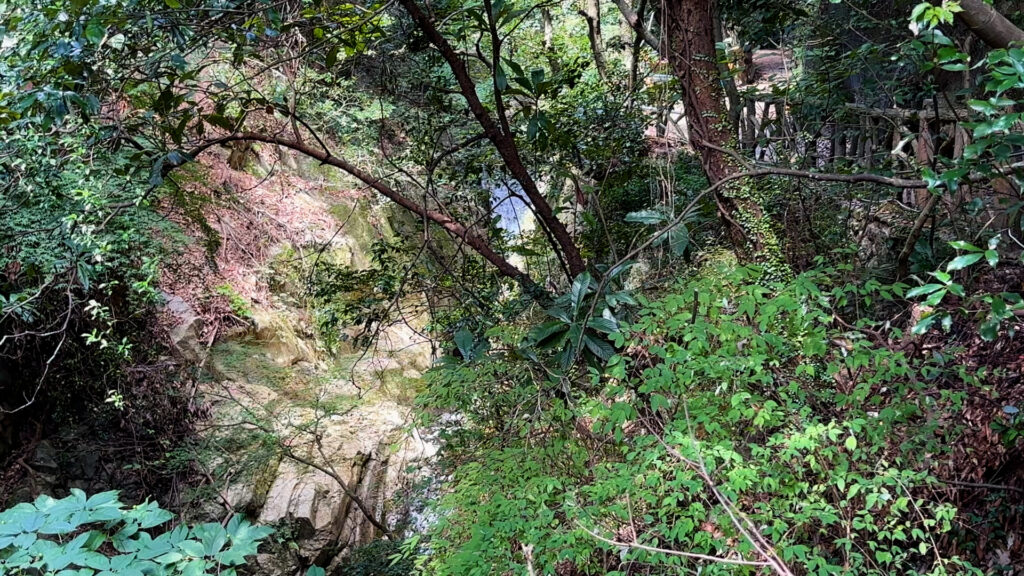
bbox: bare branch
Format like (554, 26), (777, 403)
(177, 132), (549, 299)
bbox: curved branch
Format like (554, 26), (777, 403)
(177, 133), (546, 297)
(612, 0), (659, 52)
(579, 525), (772, 567)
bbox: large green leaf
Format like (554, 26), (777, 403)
(946, 253), (983, 271)
(624, 209), (666, 225)
(570, 272), (593, 314)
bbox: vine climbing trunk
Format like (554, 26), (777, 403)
(661, 0), (778, 260)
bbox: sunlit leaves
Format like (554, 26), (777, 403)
(909, 1), (962, 30)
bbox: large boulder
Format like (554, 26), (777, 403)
(164, 293), (205, 362)
(250, 308), (317, 367)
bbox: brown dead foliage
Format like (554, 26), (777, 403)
(903, 264), (1024, 566)
(156, 142), (369, 339)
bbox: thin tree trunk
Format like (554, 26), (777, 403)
(399, 0), (587, 279)
(619, 7), (633, 71)
(542, 8), (562, 76)
(614, 0), (659, 51)
(712, 8), (741, 132)
(580, 0), (609, 81)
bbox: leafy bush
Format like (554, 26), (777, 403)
(306, 239), (407, 352)
(0, 490), (272, 576)
(416, 264), (980, 575)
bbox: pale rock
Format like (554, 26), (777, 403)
(164, 293), (205, 362)
(251, 308), (317, 366)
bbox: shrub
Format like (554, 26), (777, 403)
(416, 264), (980, 575)
(335, 539), (413, 576)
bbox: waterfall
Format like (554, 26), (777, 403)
(484, 175), (531, 237)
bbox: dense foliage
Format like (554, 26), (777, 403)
(3, 0), (1024, 574)
(417, 263), (987, 575)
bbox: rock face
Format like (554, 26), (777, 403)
(201, 303), (437, 573)
(250, 308), (317, 367)
(204, 381), (437, 571)
(178, 182), (438, 571)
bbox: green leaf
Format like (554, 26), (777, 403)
(155, 552), (183, 564)
(948, 240), (981, 251)
(624, 209), (666, 224)
(529, 321), (568, 349)
(582, 333), (615, 360)
(650, 393), (670, 412)
(923, 288), (947, 307)
(845, 435), (857, 451)
(946, 253), (983, 271)
(495, 64), (507, 91)
(905, 283), (943, 298)
(85, 492), (120, 509)
(909, 2), (928, 22)
(177, 540), (205, 558)
(530, 68), (545, 89)
(570, 272), (592, 314)
(668, 227), (689, 255)
(912, 313), (942, 335)
(586, 317), (618, 334)
(980, 318), (1000, 341)
(454, 329), (476, 360)
(84, 21), (105, 45)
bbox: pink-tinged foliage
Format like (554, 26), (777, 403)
(157, 143), (368, 335)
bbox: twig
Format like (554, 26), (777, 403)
(578, 524), (772, 567)
(938, 479), (1024, 494)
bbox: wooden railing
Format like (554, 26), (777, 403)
(736, 93), (973, 206)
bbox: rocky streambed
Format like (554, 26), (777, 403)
(165, 279), (438, 574)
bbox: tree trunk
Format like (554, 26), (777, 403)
(542, 8), (562, 76)
(957, 0), (1024, 49)
(661, 0), (749, 248)
(619, 5), (633, 71)
(398, 0), (586, 280)
(712, 9), (741, 132)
